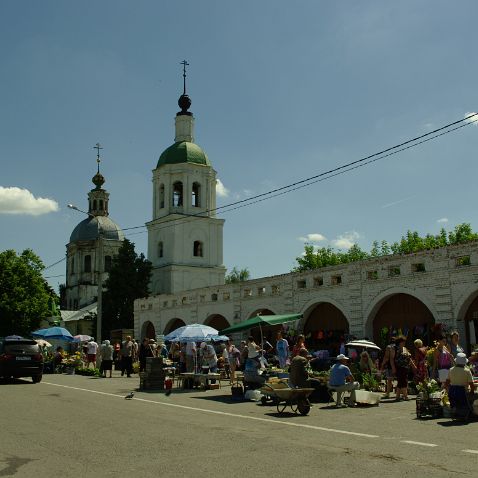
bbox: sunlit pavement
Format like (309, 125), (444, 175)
(0, 372), (476, 477)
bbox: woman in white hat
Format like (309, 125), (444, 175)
(445, 352), (475, 413)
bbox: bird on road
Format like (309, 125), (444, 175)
(125, 392), (134, 400)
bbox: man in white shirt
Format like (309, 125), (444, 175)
(86, 339), (98, 369)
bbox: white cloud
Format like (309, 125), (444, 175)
(298, 233), (327, 243)
(215, 179), (229, 198)
(0, 187), (59, 216)
(330, 231), (360, 249)
(464, 112), (478, 125)
(437, 217), (449, 224)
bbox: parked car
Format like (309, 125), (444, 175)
(0, 337), (43, 383)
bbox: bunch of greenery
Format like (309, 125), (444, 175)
(101, 239), (152, 337)
(74, 367), (101, 377)
(293, 223), (478, 272)
(416, 378), (440, 398)
(0, 249), (57, 336)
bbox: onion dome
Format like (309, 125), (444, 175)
(70, 216), (125, 242)
(157, 141), (210, 168)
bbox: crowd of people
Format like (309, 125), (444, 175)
(43, 327), (477, 414)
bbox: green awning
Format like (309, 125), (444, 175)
(220, 314), (302, 335)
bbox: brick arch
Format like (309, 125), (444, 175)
(140, 321), (156, 340)
(299, 298), (349, 332)
(366, 292), (435, 348)
(204, 314), (230, 331)
(302, 302), (350, 355)
(364, 287), (438, 338)
(163, 318), (186, 335)
(455, 287), (478, 353)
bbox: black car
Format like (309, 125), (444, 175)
(0, 337), (43, 383)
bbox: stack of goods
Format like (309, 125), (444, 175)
(140, 357), (165, 390)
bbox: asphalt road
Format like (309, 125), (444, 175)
(1, 372), (477, 477)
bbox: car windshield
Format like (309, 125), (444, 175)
(3, 341), (40, 354)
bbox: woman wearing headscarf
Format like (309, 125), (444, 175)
(394, 336), (416, 401)
(412, 338), (428, 384)
(100, 340), (114, 378)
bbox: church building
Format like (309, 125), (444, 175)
(132, 68), (478, 354)
(64, 153), (125, 311)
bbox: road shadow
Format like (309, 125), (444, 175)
(437, 419), (475, 427)
(263, 411), (309, 419)
(0, 378), (35, 385)
(189, 394), (241, 405)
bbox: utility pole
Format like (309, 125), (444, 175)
(96, 231), (104, 344)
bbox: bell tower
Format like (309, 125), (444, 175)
(146, 62), (226, 295)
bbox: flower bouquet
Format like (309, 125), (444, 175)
(416, 378), (440, 399)
(63, 352), (83, 371)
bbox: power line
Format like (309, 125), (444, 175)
(44, 256), (66, 270)
(118, 113), (478, 235)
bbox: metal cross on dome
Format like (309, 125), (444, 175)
(180, 60), (189, 95)
(93, 142), (103, 172)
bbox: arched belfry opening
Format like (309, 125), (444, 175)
(173, 181), (183, 207)
(192, 182), (201, 207)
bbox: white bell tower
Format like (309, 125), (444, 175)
(146, 62), (226, 295)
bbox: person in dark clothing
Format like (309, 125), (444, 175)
(138, 338), (154, 373)
(289, 348), (310, 388)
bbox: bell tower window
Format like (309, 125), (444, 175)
(193, 241), (203, 257)
(173, 181), (183, 207)
(99, 200), (104, 211)
(159, 184), (165, 208)
(158, 241), (164, 258)
(192, 182), (201, 207)
(93, 200), (97, 210)
(105, 255), (112, 272)
(84, 255), (92, 273)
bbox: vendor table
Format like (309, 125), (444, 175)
(178, 373), (222, 389)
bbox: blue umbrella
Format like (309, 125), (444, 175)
(32, 326), (74, 342)
(209, 335), (230, 342)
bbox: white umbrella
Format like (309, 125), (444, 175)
(345, 340), (381, 351)
(35, 339), (52, 347)
(73, 334), (93, 342)
(164, 324), (219, 342)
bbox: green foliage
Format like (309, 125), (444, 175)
(225, 267), (250, 283)
(0, 249), (52, 336)
(293, 223), (478, 272)
(102, 239), (152, 338)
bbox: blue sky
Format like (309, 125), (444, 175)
(1, 1), (477, 293)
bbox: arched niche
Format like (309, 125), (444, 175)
(370, 293), (435, 348)
(204, 314), (230, 332)
(140, 321), (156, 340)
(163, 318), (186, 335)
(303, 302), (349, 355)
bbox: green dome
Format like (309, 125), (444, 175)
(157, 141), (210, 168)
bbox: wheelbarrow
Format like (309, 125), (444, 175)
(261, 381), (314, 415)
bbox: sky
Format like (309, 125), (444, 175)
(1, 1), (478, 293)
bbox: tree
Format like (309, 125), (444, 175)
(225, 267), (250, 283)
(0, 249), (51, 336)
(102, 240), (152, 338)
(292, 223), (478, 273)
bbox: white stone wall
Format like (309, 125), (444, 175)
(135, 241), (478, 344)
